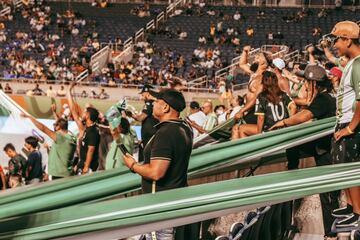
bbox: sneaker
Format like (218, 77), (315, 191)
(245, 211), (259, 227)
(336, 214), (359, 228)
(229, 222), (244, 238)
(332, 205), (353, 218)
(351, 229), (360, 240)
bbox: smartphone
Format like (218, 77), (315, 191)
(118, 144), (129, 155)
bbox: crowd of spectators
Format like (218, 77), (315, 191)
(0, 81), (133, 189)
(0, 9), (360, 237)
(0, 0), (355, 96)
(184, 19), (360, 236)
(82, 2), (351, 92)
(0, 1), (105, 84)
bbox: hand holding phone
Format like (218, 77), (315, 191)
(118, 144), (130, 155)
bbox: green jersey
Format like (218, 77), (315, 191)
(48, 132), (76, 177)
(105, 133), (135, 170)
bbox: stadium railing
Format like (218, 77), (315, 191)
(0, 77), (219, 93)
(0, 7), (11, 16)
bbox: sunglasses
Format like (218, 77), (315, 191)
(330, 36), (348, 47)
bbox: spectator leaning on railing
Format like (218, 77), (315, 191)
(234, 71), (296, 139)
(269, 64), (339, 237)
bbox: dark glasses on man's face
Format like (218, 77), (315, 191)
(330, 36), (347, 47)
(332, 36), (341, 46)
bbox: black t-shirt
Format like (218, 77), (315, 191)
(308, 92), (336, 119)
(255, 92), (292, 131)
(142, 120), (193, 194)
(304, 92), (335, 152)
(79, 124), (101, 171)
(141, 100), (159, 146)
(26, 151), (43, 181)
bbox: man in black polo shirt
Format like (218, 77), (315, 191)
(270, 65), (338, 238)
(123, 89), (193, 240)
(133, 84), (159, 162)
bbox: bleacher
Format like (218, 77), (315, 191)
(48, 2), (165, 44)
(148, 5), (359, 78)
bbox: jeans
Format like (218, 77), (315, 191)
(145, 228), (174, 240)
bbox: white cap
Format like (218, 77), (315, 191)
(272, 58), (286, 70)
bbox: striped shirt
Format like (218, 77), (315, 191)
(203, 112), (218, 132)
(336, 55), (360, 124)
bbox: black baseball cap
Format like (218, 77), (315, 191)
(296, 64), (326, 82)
(150, 89), (186, 113)
(190, 101), (200, 110)
(139, 84), (154, 94)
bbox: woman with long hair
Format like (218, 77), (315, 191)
(233, 71), (296, 139)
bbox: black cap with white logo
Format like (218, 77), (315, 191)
(150, 89), (186, 113)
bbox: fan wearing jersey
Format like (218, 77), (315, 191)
(236, 71), (296, 138)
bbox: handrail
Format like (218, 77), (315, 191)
(12, 0), (23, 9)
(0, 77), (217, 93)
(112, 43), (133, 64)
(187, 75), (207, 87)
(134, 28), (144, 43)
(157, 11), (165, 22)
(232, 82), (248, 92)
(284, 50), (300, 63)
(166, 3), (174, 15)
(123, 37), (133, 49)
(303, 43), (312, 52)
(146, 20), (155, 31)
(231, 47), (261, 65)
(90, 45), (109, 63)
(75, 69), (89, 83)
(260, 45), (288, 53)
(101, 42), (123, 52)
(215, 62), (238, 82)
(0, 7), (11, 16)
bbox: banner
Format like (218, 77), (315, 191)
(0, 117), (336, 219)
(0, 91), (52, 167)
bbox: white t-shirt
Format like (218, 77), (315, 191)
(229, 106), (242, 119)
(336, 56), (360, 124)
(217, 112), (227, 124)
(188, 111), (207, 138)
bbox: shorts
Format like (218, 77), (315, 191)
(242, 108), (257, 124)
(331, 123), (360, 164)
